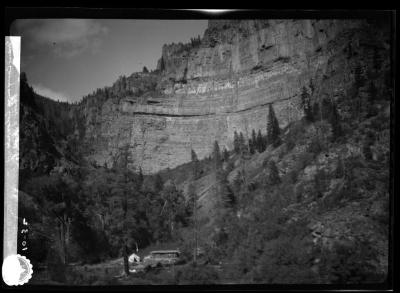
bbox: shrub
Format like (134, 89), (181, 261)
(335, 158), (345, 178)
(295, 183), (305, 203)
(225, 160), (235, 173)
(307, 137), (324, 155)
(262, 157), (270, 168)
(203, 242), (227, 265)
(276, 182), (296, 206)
(46, 250), (67, 283)
(371, 196), (390, 228)
(274, 56), (291, 63)
(91, 274), (121, 285)
(307, 121), (332, 155)
(252, 233), (316, 284)
(267, 160), (281, 185)
(175, 263), (220, 285)
(141, 268), (176, 285)
(284, 170), (298, 184)
(286, 140), (296, 152)
(318, 239), (385, 284)
(64, 267), (106, 285)
(314, 169), (328, 199)
(293, 152), (314, 173)
(300, 86), (313, 122)
(247, 180), (258, 191)
(65, 266), (83, 285)
(226, 241), (260, 280)
(277, 146), (286, 159)
(362, 132), (375, 160)
(177, 235), (200, 264)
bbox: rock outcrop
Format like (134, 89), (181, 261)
(79, 19), (390, 174)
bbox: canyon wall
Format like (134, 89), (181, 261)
(80, 19), (390, 174)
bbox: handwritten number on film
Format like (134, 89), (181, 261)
(21, 218), (28, 251)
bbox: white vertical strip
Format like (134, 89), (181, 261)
(4, 36), (20, 259)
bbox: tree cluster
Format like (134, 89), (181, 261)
(248, 129), (266, 154)
(20, 146), (192, 277)
(301, 86), (314, 122)
(267, 103), (281, 147)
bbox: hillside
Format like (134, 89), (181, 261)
(18, 73), (82, 187)
(180, 111), (390, 283)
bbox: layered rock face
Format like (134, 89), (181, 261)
(81, 19), (390, 174)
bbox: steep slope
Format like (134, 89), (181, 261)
(77, 19), (391, 174)
(18, 74), (80, 186)
(176, 109), (390, 283)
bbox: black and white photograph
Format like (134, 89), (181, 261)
(3, 8), (395, 288)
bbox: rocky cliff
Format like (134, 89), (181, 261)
(79, 19), (391, 174)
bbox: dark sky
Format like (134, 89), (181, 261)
(11, 19), (208, 103)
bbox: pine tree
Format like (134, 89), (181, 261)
(154, 173), (164, 192)
(366, 81), (378, 117)
(268, 160), (281, 185)
(113, 143), (136, 276)
(219, 173), (236, 208)
(314, 169), (327, 199)
(249, 138), (255, 155)
(335, 156), (345, 178)
(191, 149), (200, 180)
(329, 102), (342, 141)
(191, 148), (198, 162)
(320, 98), (332, 119)
(214, 169), (236, 232)
(354, 65), (365, 90)
(233, 131), (240, 154)
(160, 182), (187, 240)
(301, 86), (313, 122)
(353, 65), (365, 121)
(104, 87), (110, 100)
(138, 167), (144, 189)
(239, 132), (246, 155)
(213, 141), (222, 171)
(309, 78), (315, 96)
(232, 170), (244, 193)
(120, 76), (127, 93)
(20, 72), (37, 109)
(267, 104), (281, 147)
(251, 129), (257, 146)
(222, 147), (229, 162)
(384, 69), (392, 95)
(257, 129), (264, 152)
(347, 42), (353, 59)
(312, 102), (320, 122)
(373, 47), (381, 74)
(363, 132), (374, 161)
(187, 181), (199, 263)
(249, 129), (257, 154)
(159, 57), (165, 72)
(30, 174), (81, 267)
(142, 66), (149, 73)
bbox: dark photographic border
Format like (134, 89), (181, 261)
(2, 7), (396, 292)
